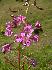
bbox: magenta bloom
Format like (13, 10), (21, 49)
(2, 44), (11, 53)
(24, 24), (32, 31)
(26, 39), (31, 46)
(17, 15), (26, 22)
(13, 16), (21, 26)
(24, 24), (34, 34)
(4, 30), (13, 36)
(5, 21), (13, 36)
(12, 15), (26, 26)
(16, 37), (23, 42)
(35, 21), (41, 28)
(20, 30), (32, 38)
(30, 29), (34, 33)
(14, 33), (31, 47)
(22, 36), (31, 47)
(27, 33), (32, 38)
(23, 24), (34, 39)
(20, 32), (25, 37)
(15, 35), (23, 42)
(6, 21), (12, 30)
(23, 40), (31, 47)
(33, 35), (39, 42)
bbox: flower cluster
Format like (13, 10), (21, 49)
(4, 15), (26, 36)
(34, 21), (43, 34)
(4, 21), (13, 36)
(2, 44), (11, 54)
(35, 21), (41, 29)
(14, 23), (39, 47)
(33, 35), (39, 42)
(2, 15), (43, 53)
(12, 15), (26, 26)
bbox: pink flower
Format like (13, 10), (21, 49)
(6, 21), (12, 29)
(27, 33), (32, 38)
(6, 27), (12, 31)
(12, 15), (26, 26)
(14, 33), (31, 47)
(23, 24), (34, 39)
(33, 35), (39, 42)
(4, 30), (13, 36)
(2, 44), (11, 53)
(30, 29), (34, 33)
(17, 15), (26, 22)
(15, 35), (23, 42)
(20, 32), (25, 37)
(13, 17), (21, 26)
(24, 24), (32, 31)
(35, 21), (41, 28)
(22, 37), (31, 47)
(5, 21), (13, 36)
(16, 37), (23, 42)
(26, 39), (31, 46)
(23, 40), (31, 47)
(24, 24), (33, 34)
